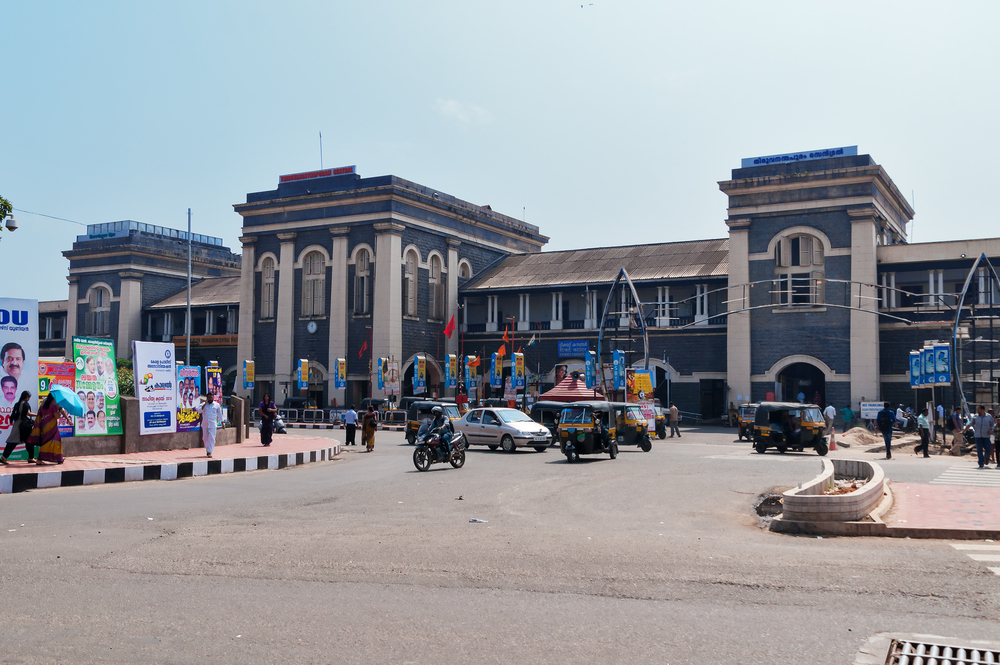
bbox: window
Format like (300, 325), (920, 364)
(429, 255), (444, 320)
(87, 286), (110, 336)
(459, 262), (471, 279)
(261, 257), (275, 319)
(404, 250), (418, 317)
(301, 251), (326, 317)
(354, 249), (370, 315)
(226, 308), (238, 334)
(774, 234), (824, 306)
(482, 411), (498, 426)
(466, 410), (481, 424)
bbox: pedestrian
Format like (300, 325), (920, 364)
(823, 402), (836, 436)
(28, 394), (67, 465)
(951, 406), (964, 455)
(196, 393), (224, 458)
(936, 403), (946, 443)
(876, 401), (896, 459)
(0, 391), (35, 465)
(915, 407), (931, 458)
(796, 391), (805, 403)
(728, 401), (737, 428)
(988, 408), (997, 465)
(968, 405), (996, 469)
(362, 405), (377, 452)
(895, 405), (905, 429)
(258, 392), (277, 447)
(668, 402), (680, 438)
(344, 404), (358, 446)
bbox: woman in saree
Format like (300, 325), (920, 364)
(362, 405), (377, 452)
(29, 394), (68, 465)
(259, 392), (277, 446)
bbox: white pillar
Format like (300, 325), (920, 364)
(328, 228), (349, 406)
(938, 270), (944, 307)
(65, 278), (79, 359)
(889, 272), (896, 309)
(928, 270), (936, 307)
(880, 274), (887, 309)
(275, 232), (297, 396)
(372, 223), (404, 398)
(117, 272), (143, 358)
(848, 209), (880, 408)
(236, 236), (256, 397)
(726, 223), (751, 402)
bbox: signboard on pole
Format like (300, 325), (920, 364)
(176, 365), (202, 432)
(376, 357), (386, 391)
(585, 351), (596, 389)
(860, 402), (883, 420)
(297, 359), (308, 390)
(0, 299), (38, 448)
(921, 347), (935, 385)
(38, 361), (76, 441)
(490, 353), (502, 388)
(243, 360), (255, 390)
(909, 351), (922, 388)
(513, 352), (525, 389)
(334, 358), (347, 390)
(385, 360), (399, 396)
(446, 354), (457, 389)
(626, 368), (654, 402)
(612, 350), (625, 390)
(132, 341), (177, 435)
(205, 363), (223, 401)
(934, 343), (952, 385)
(415, 356), (427, 394)
(73, 336), (122, 436)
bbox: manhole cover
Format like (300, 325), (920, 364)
(886, 638), (1000, 664)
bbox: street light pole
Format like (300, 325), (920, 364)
(186, 208), (192, 365)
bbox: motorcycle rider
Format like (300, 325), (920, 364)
(428, 406), (455, 455)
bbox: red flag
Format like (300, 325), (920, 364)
(517, 346), (522, 354)
(358, 339), (368, 359)
(443, 314), (456, 338)
(502, 326), (510, 344)
(496, 344), (506, 357)
(468, 356), (481, 368)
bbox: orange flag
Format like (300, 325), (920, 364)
(502, 326), (510, 344)
(496, 344), (506, 357)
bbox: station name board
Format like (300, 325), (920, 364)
(741, 146), (857, 169)
(279, 165), (356, 183)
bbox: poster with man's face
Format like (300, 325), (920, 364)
(0, 299), (39, 459)
(73, 336), (122, 436)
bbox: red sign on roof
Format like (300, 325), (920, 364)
(279, 165), (356, 184)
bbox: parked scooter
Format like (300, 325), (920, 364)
(412, 429), (466, 471)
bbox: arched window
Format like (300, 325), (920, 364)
(404, 250), (418, 317)
(429, 255), (444, 320)
(354, 248), (370, 315)
(87, 286), (111, 336)
(301, 251), (326, 317)
(459, 262), (471, 279)
(261, 257), (275, 319)
(774, 234), (824, 306)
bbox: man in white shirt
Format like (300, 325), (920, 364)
(936, 403), (945, 443)
(196, 393), (224, 458)
(344, 405), (358, 446)
(823, 403), (836, 435)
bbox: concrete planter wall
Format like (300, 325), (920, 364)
(781, 459), (885, 522)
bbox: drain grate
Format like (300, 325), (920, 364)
(886, 638), (1000, 664)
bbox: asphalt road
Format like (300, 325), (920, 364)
(0, 426), (996, 664)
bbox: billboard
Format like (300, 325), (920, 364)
(490, 353), (502, 388)
(0, 299), (39, 447)
(612, 350), (625, 390)
(297, 359), (308, 390)
(414, 356), (427, 394)
(909, 351), (922, 388)
(334, 358), (347, 390)
(243, 360), (254, 390)
(934, 343), (951, 385)
(921, 347), (935, 385)
(38, 361), (76, 440)
(132, 341), (177, 435)
(513, 352), (525, 389)
(626, 368), (653, 402)
(73, 336), (122, 436)
(446, 354), (458, 389)
(205, 364), (223, 401)
(176, 365), (202, 432)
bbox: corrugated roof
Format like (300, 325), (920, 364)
(148, 277), (242, 309)
(462, 239), (729, 291)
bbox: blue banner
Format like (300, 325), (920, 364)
(377, 357), (386, 391)
(909, 351), (921, 389)
(557, 340), (590, 358)
(921, 348), (935, 385)
(334, 358), (346, 390)
(585, 350), (596, 389)
(297, 359), (308, 390)
(934, 343), (951, 385)
(446, 354), (457, 388)
(490, 353), (502, 388)
(612, 350), (625, 390)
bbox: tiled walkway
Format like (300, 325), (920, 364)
(886, 482), (1000, 531)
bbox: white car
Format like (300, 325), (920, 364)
(455, 408), (551, 453)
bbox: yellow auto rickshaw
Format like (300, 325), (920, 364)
(610, 402), (653, 452)
(405, 401), (462, 444)
(750, 402), (828, 456)
(736, 403), (758, 441)
(557, 401), (619, 462)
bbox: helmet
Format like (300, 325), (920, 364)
(431, 406), (443, 416)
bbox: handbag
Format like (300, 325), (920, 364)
(16, 403), (33, 441)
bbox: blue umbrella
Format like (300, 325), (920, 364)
(47, 384), (85, 417)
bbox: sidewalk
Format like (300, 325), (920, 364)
(0, 432), (341, 494)
(883, 482), (1000, 539)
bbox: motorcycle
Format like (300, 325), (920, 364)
(412, 429), (466, 471)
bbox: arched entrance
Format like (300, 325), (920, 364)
(778, 362), (825, 405)
(402, 356), (443, 399)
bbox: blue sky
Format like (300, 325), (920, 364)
(3, 1), (999, 301)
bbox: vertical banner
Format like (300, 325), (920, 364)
(612, 350), (625, 390)
(132, 341), (177, 436)
(73, 336), (122, 436)
(585, 350), (596, 389)
(414, 356), (427, 394)
(377, 357), (386, 391)
(513, 352), (525, 389)
(447, 354), (458, 389)
(909, 351), (922, 389)
(334, 358), (347, 390)
(490, 353), (502, 388)
(297, 359), (308, 390)
(38, 361), (76, 440)
(205, 364), (223, 401)
(386, 360), (399, 396)
(464, 356), (472, 387)
(921, 347), (935, 386)
(242, 360), (255, 390)
(0, 299), (39, 447)
(627, 368), (654, 402)
(934, 343), (951, 385)
(176, 365), (202, 432)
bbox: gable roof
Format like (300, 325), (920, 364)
(148, 277), (242, 309)
(461, 238), (729, 292)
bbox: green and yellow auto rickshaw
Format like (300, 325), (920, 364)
(750, 402), (828, 456)
(610, 402), (653, 452)
(557, 401), (619, 462)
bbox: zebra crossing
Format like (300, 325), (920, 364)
(930, 464), (1000, 488)
(949, 543), (1000, 575)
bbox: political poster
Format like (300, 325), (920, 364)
(297, 359), (308, 390)
(334, 358), (347, 390)
(38, 361), (76, 440)
(513, 352), (525, 389)
(909, 351), (922, 388)
(132, 340), (177, 435)
(385, 360), (399, 396)
(415, 356), (427, 394)
(73, 336), (122, 436)
(176, 365), (202, 432)
(205, 364), (223, 400)
(612, 350), (625, 390)
(0, 299), (38, 449)
(243, 360), (255, 390)
(504, 376), (516, 401)
(934, 343), (951, 385)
